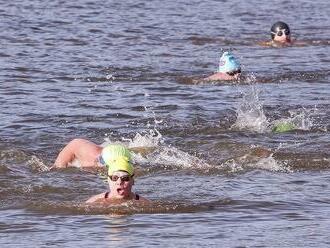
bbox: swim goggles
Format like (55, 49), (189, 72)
(227, 69), (241, 76)
(271, 29), (290, 37)
(108, 175), (132, 182)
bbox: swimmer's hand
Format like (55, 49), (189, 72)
(49, 163), (67, 170)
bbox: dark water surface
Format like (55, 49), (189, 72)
(1, 0), (329, 247)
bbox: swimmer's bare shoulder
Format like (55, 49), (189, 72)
(258, 41), (273, 47)
(86, 192), (106, 203)
(258, 39), (308, 47)
(257, 40), (291, 47)
(86, 193), (151, 204)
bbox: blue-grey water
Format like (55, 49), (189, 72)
(0, 0), (329, 247)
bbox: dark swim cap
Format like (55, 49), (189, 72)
(271, 21), (290, 40)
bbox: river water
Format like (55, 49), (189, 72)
(0, 0), (329, 247)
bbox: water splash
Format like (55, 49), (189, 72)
(27, 155), (50, 172)
(242, 72), (257, 85)
(287, 108), (314, 130)
(270, 107), (317, 132)
(101, 129), (163, 149)
(221, 147), (292, 173)
(232, 85), (319, 133)
(145, 145), (212, 171)
(127, 129), (163, 148)
(0, 148), (50, 172)
(232, 85), (269, 133)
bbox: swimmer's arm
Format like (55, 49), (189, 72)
(52, 138), (102, 169)
(86, 192), (106, 203)
(52, 140), (77, 168)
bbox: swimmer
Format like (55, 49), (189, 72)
(272, 121), (296, 133)
(52, 138), (155, 169)
(271, 21), (292, 45)
(205, 51), (241, 81)
(259, 21), (296, 47)
(86, 144), (149, 204)
(52, 140), (150, 203)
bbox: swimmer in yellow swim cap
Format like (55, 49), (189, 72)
(87, 144), (149, 203)
(52, 139), (149, 203)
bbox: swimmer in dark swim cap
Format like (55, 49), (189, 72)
(271, 21), (292, 45)
(258, 21), (304, 47)
(205, 51), (241, 81)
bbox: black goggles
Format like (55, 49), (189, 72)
(272, 29), (290, 36)
(227, 69), (241, 76)
(108, 175), (131, 182)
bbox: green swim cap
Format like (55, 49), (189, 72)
(272, 122), (295, 133)
(101, 144), (134, 176)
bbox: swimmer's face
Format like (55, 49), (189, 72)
(272, 29), (291, 43)
(226, 69), (241, 79)
(108, 171), (134, 199)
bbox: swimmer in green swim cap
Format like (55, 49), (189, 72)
(272, 121), (296, 133)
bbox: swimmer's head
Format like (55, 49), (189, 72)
(100, 144), (134, 176)
(271, 21), (291, 41)
(218, 52), (241, 74)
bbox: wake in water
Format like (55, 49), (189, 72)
(0, 126), (328, 217)
(221, 146), (292, 173)
(24, 198), (233, 215)
(188, 35), (330, 47)
(177, 69), (329, 86)
(117, 129), (290, 174)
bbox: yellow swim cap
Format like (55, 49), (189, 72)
(101, 144), (134, 176)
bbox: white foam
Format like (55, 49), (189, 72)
(222, 152), (292, 173)
(27, 155), (50, 172)
(144, 145), (212, 170)
(126, 129), (163, 148)
(232, 85), (269, 133)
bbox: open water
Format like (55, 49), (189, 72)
(0, 0), (329, 247)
